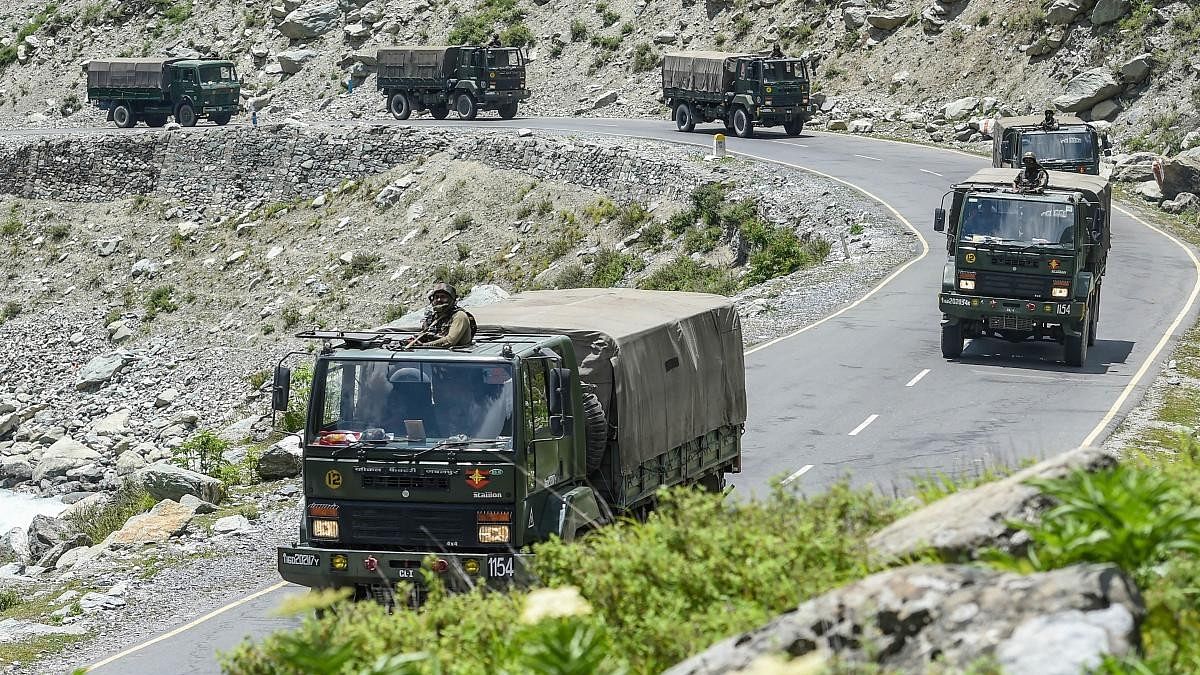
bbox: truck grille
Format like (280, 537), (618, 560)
(988, 316), (1034, 331)
(495, 76), (522, 90)
(975, 271), (1051, 300)
(361, 474), (451, 491)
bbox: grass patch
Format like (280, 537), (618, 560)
(341, 252), (382, 279)
(63, 480), (157, 543)
(382, 304), (408, 323)
(639, 257), (737, 295)
(144, 285), (178, 320)
(554, 248), (643, 288)
(632, 42), (659, 72)
(570, 18), (587, 41)
(0, 301), (20, 324)
(448, 0), (525, 44)
(0, 633), (88, 665)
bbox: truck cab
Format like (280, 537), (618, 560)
(993, 112), (1108, 175)
(454, 46), (529, 118)
(731, 57), (811, 121)
(934, 168), (1110, 366)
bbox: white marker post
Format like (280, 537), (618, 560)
(713, 133), (726, 158)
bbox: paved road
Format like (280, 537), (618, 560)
(19, 116), (1194, 673)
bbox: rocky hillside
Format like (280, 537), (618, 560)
(1, 0), (1198, 151)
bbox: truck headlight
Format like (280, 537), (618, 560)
(478, 525), (510, 543)
(311, 519), (340, 539)
(958, 279), (975, 291)
(1051, 286), (1070, 298)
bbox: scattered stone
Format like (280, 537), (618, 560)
(155, 388), (179, 408)
(653, 31), (677, 45)
(847, 118), (874, 134)
(941, 97), (979, 121)
(26, 515), (74, 561)
(276, 49), (319, 75)
(76, 352), (130, 391)
(213, 514), (251, 533)
(92, 409), (130, 436)
(134, 463), (226, 504)
(1137, 180), (1163, 201)
(0, 617), (86, 642)
(105, 498), (196, 546)
(592, 90), (619, 110)
(32, 437), (101, 482)
(36, 533), (92, 568)
(79, 591), (126, 611)
(1162, 192), (1198, 214)
(179, 494), (219, 514)
(866, 11), (909, 30)
(1090, 0), (1131, 25)
(278, 2), (341, 39)
(1119, 53), (1153, 84)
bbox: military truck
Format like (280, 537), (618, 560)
(85, 58), (240, 128)
(934, 168), (1111, 366)
(992, 111), (1109, 175)
(377, 46), (530, 121)
(662, 51), (812, 138)
(273, 288), (745, 602)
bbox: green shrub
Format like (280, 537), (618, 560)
(683, 226), (722, 254)
(1, 205), (22, 237)
(144, 285), (178, 320)
(430, 263), (481, 289)
(552, 249), (642, 289)
(600, 8), (619, 27)
(261, 323), (276, 335)
(553, 263), (587, 289)
(0, 301), (20, 324)
(342, 252), (382, 279)
(570, 19), (588, 41)
(615, 202), (652, 235)
(631, 43), (658, 73)
(280, 306), (302, 329)
(448, 0), (525, 44)
(46, 222), (70, 241)
(500, 23), (534, 47)
(742, 222), (831, 286)
(247, 369), (271, 391)
(536, 198), (554, 216)
(451, 213), (473, 231)
(583, 198), (618, 224)
(0, 589), (21, 612)
(382, 304), (409, 322)
(174, 430), (232, 478)
(639, 257), (737, 295)
(849, 223), (864, 236)
(63, 480), (158, 543)
(589, 34), (622, 52)
(733, 15), (752, 38)
(456, 243), (471, 261)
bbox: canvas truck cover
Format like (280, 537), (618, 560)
(377, 47), (459, 80)
(86, 58), (177, 90)
(959, 168), (1110, 207)
(662, 52), (748, 93)
(469, 288), (747, 466)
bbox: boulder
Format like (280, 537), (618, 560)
(1024, 26), (1067, 57)
(1053, 68), (1122, 113)
(941, 96), (979, 121)
(133, 463), (226, 504)
(827, 119), (848, 131)
(0, 455), (33, 481)
(179, 494), (219, 514)
(1090, 0), (1131, 25)
(26, 515), (73, 561)
(1183, 131), (1200, 151)
(105, 499), (196, 546)
(666, 564), (1142, 675)
(32, 437), (101, 482)
(1162, 192), (1199, 215)
(1089, 98), (1123, 122)
(653, 31), (677, 45)
(79, 591), (126, 611)
(0, 527), (26, 563)
(866, 11), (909, 30)
(218, 415), (261, 443)
(868, 446), (1115, 562)
(115, 449), (147, 476)
(276, 49), (319, 74)
(213, 514), (251, 533)
(35, 533), (91, 568)
(1110, 152), (1160, 182)
(278, 2), (341, 39)
(54, 545), (94, 570)
(59, 492), (110, 520)
(591, 90), (619, 110)
(1044, 0), (1086, 24)
(0, 618), (86, 643)
(847, 118), (874, 133)
(1137, 180), (1163, 201)
(1160, 155), (1200, 200)
(76, 353), (130, 391)
(1119, 53), (1153, 83)
(842, 6), (867, 29)
(91, 409), (130, 436)
(256, 436), (302, 480)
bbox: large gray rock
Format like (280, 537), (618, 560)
(35, 533), (91, 568)
(847, 118), (874, 133)
(666, 564), (1142, 675)
(1162, 192), (1198, 214)
(278, 2), (340, 39)
(1110, 152), (1160, 182)
(76, 353), (129, 391)
(1024, 26), (1067, 57)
(0, 455), (33, 481)
(1090, 0), (1131, 25)
(277, 49), (320, 74)
(1161, 155), (1200, 200)
(104, 499), (196, 547)
(941, 96), (979, 121)
(866, 11), (909, 30)
(1137, 180), (1163, 201)
(256, 436), (302, 480)
(1045, 0), (1086, 24)
(869, 446), (1115, 562)
(1054, 68), (1122, 113)
(133, 463), (225, 504)
(26, 515), (73, 561)
(1090, 98), (1123, 122)
(1120, 53), (1153, 83)
(32, 437), (101, 482)
(0, 617), (86, 643)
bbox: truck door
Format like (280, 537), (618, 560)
(521, 358), (571, 493)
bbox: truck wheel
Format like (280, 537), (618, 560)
(1064, 321), (1089, 367)
(388, 92), (412, 120)
(731, 107), (754, 138)
(498, 102), (518, 119)
(430, 103), (449, 120)
(112, 104), (135, 129)
(941, 320), (963, 359)
(582, 392), (608, 474)
(674, 103), (695, 132)
(454, 93), (478, 120)
(175, 103), (197, 127)
(145, 115), (168, 128)
(784, 118), (804, 136)
(698, 472), (725, 493)
(211, 113), (231, 126)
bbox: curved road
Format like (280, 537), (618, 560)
(17, 116), (1193, 673)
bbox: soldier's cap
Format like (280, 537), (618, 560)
(428, 282), (458, 303)
(1022, 151), (1037, 161)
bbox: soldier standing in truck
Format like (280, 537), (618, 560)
(417, 283), (475, 347)
(1013, 152), (1049, 191)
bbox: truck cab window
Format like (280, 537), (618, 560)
(523, 361), (551, 441)
(321, 365), (344, 427)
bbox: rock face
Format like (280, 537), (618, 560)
(31, 437), (101, 482)
(134, 463), (226, 504)
(278, 2), (340, 39)
(1161, 155), (1200, 200)
(1054, 68), (1121, 113)
(868, 446), (1116, 562)
(105, 499), (195, 546)
(666, 564), (1143, 675)
(256, 436), (302, 480)
(1120, 53), (1153, 83)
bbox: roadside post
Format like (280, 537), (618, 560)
(713, 133), (726, 158)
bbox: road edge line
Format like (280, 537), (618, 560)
(82, 580), (291, 672)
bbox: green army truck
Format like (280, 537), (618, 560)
(662, 51), (812, 138)
(273, 288), (745, 603)
(992, 111), (1109, 175)
(935, 168), (1111, 366)
(85, 58), (240, 128)
(377, 46), (530, 121)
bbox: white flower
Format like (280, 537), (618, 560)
(520, 586), (593, 624)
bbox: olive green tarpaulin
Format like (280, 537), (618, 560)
(469, 288), (747, 465)
(86, 58), (179, 90)
(377, 47), (460, 80)
(661, 52), (748, 93)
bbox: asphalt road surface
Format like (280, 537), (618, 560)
(14, 116), (1194, 674)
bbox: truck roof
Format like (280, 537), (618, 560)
(470, 288), (747, 465)
(959, 168), (1111, 204)
(993, 115), (1091, 134)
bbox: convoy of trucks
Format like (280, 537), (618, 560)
(661, 51), (813, 138)
(273, 289), (745, 601)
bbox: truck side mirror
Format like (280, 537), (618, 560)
(1092, 208), (1106, 238)
(271, 366), (291, 412)
(934, 208), (946, 232)
(548, 367), (573, 416)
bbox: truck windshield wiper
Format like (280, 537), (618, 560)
(428, 437), (511, 451)
(1018, 242), (1067, 253)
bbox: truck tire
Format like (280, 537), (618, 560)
(454, 93), (478, 120)
(675, 103), (695, 132)
(388, 92), (412, 120)
(145, 115), (168, 128)
(1064, 320), (1089, 367)
(941, 320), (963, 359)
(784, 118), (804, 136)
(211, 113), (231, 126)
(698, 472), (724, 493)
(112, 104), (135, 129)
(582, 392), (608, 474)
(498, 102), (518, 119)
(175, 103), (197, 127)
(430, 103), (449, 120)
(731, 106), (754, 138)
(1088, 287), (1100, 347)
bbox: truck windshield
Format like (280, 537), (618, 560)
(199, 65), (236, 83)
(1020, 131), (1095, 163)
(960, 196), (1075, 247)
(762, 60), (806, 82)
(312, 359), (514, 447)
(487, 49), (522, 67)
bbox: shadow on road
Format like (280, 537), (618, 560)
(956, 338), (1136, 375)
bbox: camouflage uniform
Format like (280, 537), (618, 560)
(419, 283), (474, 347)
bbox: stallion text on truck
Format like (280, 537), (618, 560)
(992, 111), (1109, 175)
(935, 168), (1111, 366)
(273, 288), (745, 604)
(85, 58), (240, 128)
(662, 51), (812, 138)
(377, 46), (530, 121)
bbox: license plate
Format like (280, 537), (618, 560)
(282, 552), (320, 567)
(487, 554), (515, 579)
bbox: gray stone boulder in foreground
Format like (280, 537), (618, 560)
(666, 564), (1143, 675)
(133, 462), (225, 504)
(868, 446), (1116, 563)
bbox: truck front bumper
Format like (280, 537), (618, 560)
(756, 105), (811, 124)
(278, 544), (533, 592)
(481, 89), (531, 102)
(939, 292), (1085, 325)
(203, 104), (239, 114)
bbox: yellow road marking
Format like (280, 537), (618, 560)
(82, 581), (291, 672)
